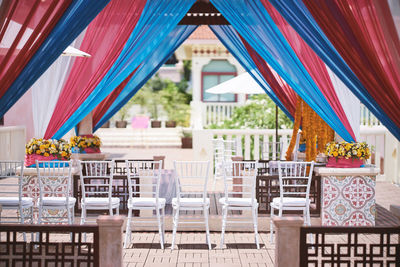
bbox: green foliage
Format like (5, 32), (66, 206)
(208, 95), (293, 129)
(116, 97), (135, 121)
(131, 75), (192, 125)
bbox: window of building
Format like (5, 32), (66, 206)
(202, 60), (237, 102)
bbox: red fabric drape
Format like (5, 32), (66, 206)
(0, 0), (72, 98)
(262, 0), (355, 140)
(242, 37), (297, 117)
(303, 0), (400, 129)
(92, 70), (137, 126)
(44, 0), (146, 139)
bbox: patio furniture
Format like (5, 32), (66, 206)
(261, 141), (283, 161)
(220, 161), (260, 249)
(124, 160), (165, 249)
(212, 138), (225, 190)
(171, 161), (211, 250)
(0, 161), (33, 225)
(79, 160), (120, 225)
(36, 161), (75, 224)
(270, 161), (314, 243)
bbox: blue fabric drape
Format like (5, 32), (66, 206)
(268, 0), (400, 140)
(94, 25), (197, 131)
(210, 0), (354, 141)
(0, 0), (110, 118)
(210, 25), (293, 121)
(53, 0), (196, 139)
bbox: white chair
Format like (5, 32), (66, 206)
(270, 161), (315, 243)
(171, 161), (211, 250)
(220, 161), (260, 249)
(0, 161), (33, 225)
(292, 130), (302, 162)
(79, 160), (120, 225)
(124, 160), (165, 249)
(261, 141), (284, 161)
(36, 160), (76, 224)
(212, 138), (225, 190)
(223, 139), (236, 161)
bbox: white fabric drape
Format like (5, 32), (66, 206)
(31, 31), (86, 137)
(326, 66), (360, 141)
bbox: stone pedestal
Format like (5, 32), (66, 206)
(97, 215), (124, 267)
(315, 167), (379, 226)
(273, 217), (303, 267)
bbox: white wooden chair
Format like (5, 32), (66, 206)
(270, 161), (314, 243)
(171, 161), (211, 250)
(220, 161), (260, 249)
(79, 160), (120, 225)
(212, 138), (225, 190)
(36, 160), (75, 224)
(0, 161), (33, 225)
(124, 160), (165, 249)
(261, 141), (284, 161)
(292, 130), (302, 162)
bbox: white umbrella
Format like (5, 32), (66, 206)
(62, 46), (91, 57)
(206, 72), (265, 94)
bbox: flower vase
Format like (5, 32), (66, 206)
(326, 157), (364, 168)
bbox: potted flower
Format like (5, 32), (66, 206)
(70, 135), (101, 154)
(115, 105), (129, 128)
(181, 130), (192, 149)
(25, 138), (71, 167)
(325, 141), (371, 168)
(100, 120), (110, 128)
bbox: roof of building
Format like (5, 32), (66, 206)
(188, 25), (218, 40)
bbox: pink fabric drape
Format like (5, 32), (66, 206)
(242, 37), (297, 117)
(303, 0), (400, 130)
(0, 0), (72, 98)
(262, 0), (355, 140)
(44, 0), (146, 139)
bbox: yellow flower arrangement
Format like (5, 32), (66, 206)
(325, 141), (371, 160)
(25, 138), (71, 159)
(70, 135), (101, 153)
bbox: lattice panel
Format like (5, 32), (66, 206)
(0, 225), (98, 266)
(300, 227), (400, 266)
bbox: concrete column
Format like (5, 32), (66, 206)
(97, 215), (124, 267)
(273, 217), (303, 267)
(77, 112), (93, 136)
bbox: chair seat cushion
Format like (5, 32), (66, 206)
(219, 197), (257, 207)
(172, 198), (210, 207)
(0, 197), (33, 207)
(82, 197), (120, 206)
(40, 197), (76, 206)
(128, 197), (166, 207)
(271, 197), (310, 207)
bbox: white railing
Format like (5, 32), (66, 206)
(0, 126), (26, 161)
(193, 127), (400, 184)
(360, 104), (381, 126)
(201, 102), (243, 127)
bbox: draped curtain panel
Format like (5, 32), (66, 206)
(303, 0), (400, 136)
(94, 25), (197, 131)
(210, 0), (354, 141)
(210, 25), (294, 119)
(31, 32), (85, 137)
(52, 0), (196, 139)
(44, 0), (146, 139)
(269, 0), (400, 141)
(262, 0), (355, 140)
(0, 0), (110, 118)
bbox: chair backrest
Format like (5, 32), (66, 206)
(173, 161), (210, 205)
(36, 161), (72, 203)
(79, 160), (115, 204)
(223, 139), (236, 161)
(293, 130), (301, 161)
(114, 159), (154, 175)
(261, 141), (283, 161)
(277, 161), (314, 202)
(125, 160), (162, 202)
(0, 160), (24, 202)
(222, 161), (258, 205)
